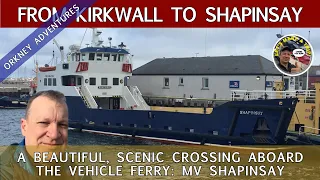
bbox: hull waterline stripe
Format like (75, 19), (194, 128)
(69, 128), (293, 150)
(76, 128), (202, 145)
(0, 0), (97, 83)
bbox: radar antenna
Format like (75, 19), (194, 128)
(108, 37), (112, 47)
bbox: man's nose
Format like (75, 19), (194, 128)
(47, 123), (61, 139)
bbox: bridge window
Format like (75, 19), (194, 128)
(53, 78), (56, 86)
(77, 77), (82, 85)
(81, 54), (86, 61)
(44, 78), (47, 86)
(101, 78), (108, 85)
(97, 53), (102, 61)
(113, 78), (119, 85)
(89, 53), (95, 61)
(90, 78), (96, 85)
(118, 54), (124, 62)
(112, 54), (117, 61)
(48, 78), (52, 86)
(104, 53), (110, 61)
(62, 76), (76, 86)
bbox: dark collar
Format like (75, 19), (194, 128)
(277, 62), (296, 73)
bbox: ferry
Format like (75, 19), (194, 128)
(34, 28), (300, 146)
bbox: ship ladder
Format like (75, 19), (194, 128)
(78, 87), (91, 108)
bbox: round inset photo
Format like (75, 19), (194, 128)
(272, 34), (314, 76)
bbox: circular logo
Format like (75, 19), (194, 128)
(272, 34), (314, 77)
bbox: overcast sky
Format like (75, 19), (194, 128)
(0, 28), (319, 78)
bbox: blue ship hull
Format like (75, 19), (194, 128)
(67, 96), (298, 145)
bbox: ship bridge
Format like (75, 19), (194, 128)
(76, 46), (130, 62)
(68, 44), (130, 62)
(80, 47), (130, 54)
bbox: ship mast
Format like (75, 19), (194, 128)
(53, 39), (65, 63)
(91, 28), (104, 47)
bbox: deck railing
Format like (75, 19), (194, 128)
(299, 126), (320, 136)
(231, 90), (316, 103)
(80, 85), (98, 109)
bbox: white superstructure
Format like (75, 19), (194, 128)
(36, 28), (150, 110)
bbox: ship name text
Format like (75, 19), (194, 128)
(239, 111), (263, 115)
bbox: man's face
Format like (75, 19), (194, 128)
(279, 50), (291, 64)
(21, 96), (68, 154)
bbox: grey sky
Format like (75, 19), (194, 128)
(0, 28), (319, 78)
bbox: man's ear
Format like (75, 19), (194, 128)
(21, 118), (27, 136)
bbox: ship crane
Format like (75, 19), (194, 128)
(53, 39), (65, 63)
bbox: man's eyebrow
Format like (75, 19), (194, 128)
(59, 119), (69, 123)
(36, 118), (51, 122)
(36, 118), (68, 122)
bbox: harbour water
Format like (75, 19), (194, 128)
(0, 109), (163, 146)
(1, 109), (320, 179)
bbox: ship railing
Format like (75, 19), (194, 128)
(123, 86), (139, 109)
(81, 85), (98, 109)
(74, 87), (81, 96)
(230, 90), (316, 102)
(298, 126), (320, 137)
(131, 86), (150, 110)
(122, 96), (131, 109)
